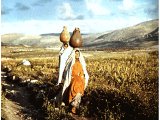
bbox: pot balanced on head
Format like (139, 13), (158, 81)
(69, 27), (82, 48)
(60, 26), (70, 44)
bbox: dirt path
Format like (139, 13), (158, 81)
(1, 72), (38, 120)
(2, 98), (26, 120)
(1, 71), (93, 120)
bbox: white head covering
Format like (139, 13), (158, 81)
(22, 59), (31, 66)
(62, 48), (89, 96)
(58, 44), (73, 84)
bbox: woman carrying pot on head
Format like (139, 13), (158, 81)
(58, 26), (73, 85)
(58, 43), (73, 85)
(62, 48), (89, 114)
(55, 26), (73, 108)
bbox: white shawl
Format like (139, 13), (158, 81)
(62, 49), (89, 96)
(58, 45), (73, 84)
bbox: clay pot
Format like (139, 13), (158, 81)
(69, 28), (82, 48)
(60, 26), (70, 43)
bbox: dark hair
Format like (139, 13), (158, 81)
(75, 49), (80, 52)
(64, 43), (68, 47)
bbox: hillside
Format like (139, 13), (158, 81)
(83, 19), (158, 49)
(1, 34), (61, 48)
(1, 19), (159, 50)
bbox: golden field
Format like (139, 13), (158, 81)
(1, 46), (158, 120)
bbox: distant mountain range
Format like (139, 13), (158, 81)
(1, 33), (61, 48)
(40, 32), (88, 36)
(83, 19), (158, 49)
(1, 19), (158, 50)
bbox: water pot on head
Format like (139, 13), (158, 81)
(69, 28), (82, 48)
(60, 26), (70, 43)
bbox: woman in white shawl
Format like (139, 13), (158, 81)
(58, 43), (73, 84)
(62, 48), (89, 114)
(55, 43), (73, 107)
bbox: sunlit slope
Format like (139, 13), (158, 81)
(83, 19), (158, 49)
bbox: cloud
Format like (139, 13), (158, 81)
(75, 15), (84, 20)
(1, 10), (6, 15)
(1, 16), (151, 35)
(144, 4), (158, 19)
(15, 2), (30, 11)
(70, 0), (83, 1)
(57, 2), (85, 20)
(32, 0), (53, 6)
(109, 0), (122, 1)
(1, 20), (87, 34)
(58, 3), (75, 20)
(1, 20), (58, 35)
(85, 0), (111, 16)
(118, 0), (158, 19)
(1, 8), (12, 15)
(118, 0), (135, 11)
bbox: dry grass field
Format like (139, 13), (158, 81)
(1, 46), (158, 120)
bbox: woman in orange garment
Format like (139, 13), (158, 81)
(61, 49), (89, 114)
(69, 50), (85, 113)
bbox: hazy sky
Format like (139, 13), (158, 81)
(1, 0), (158, 34)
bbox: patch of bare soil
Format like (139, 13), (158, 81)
(1, 72), (42, 120)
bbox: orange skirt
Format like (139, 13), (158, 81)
(69, 75), (85, 103)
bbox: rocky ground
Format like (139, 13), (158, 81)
(1, 71), (44, 120)
(1, 70), (90, 120)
